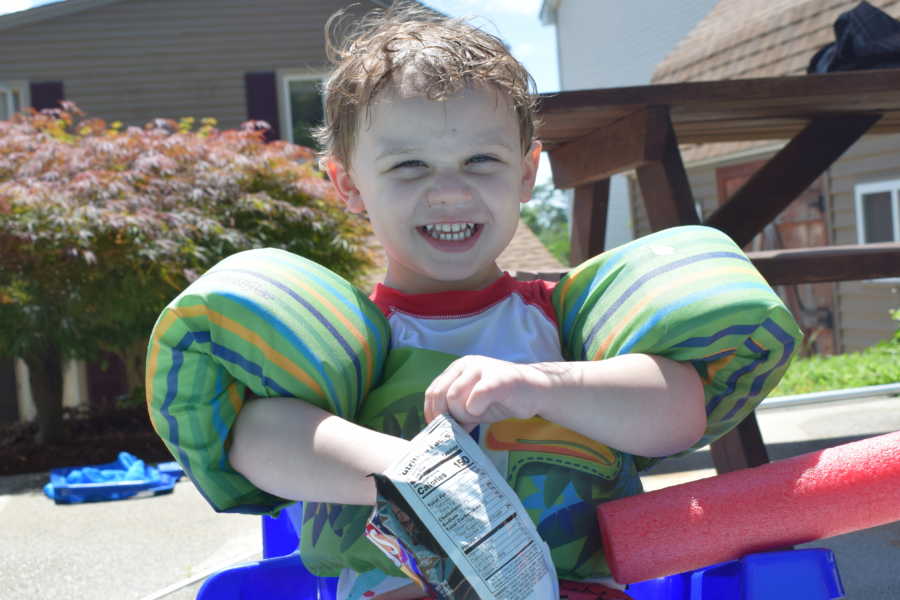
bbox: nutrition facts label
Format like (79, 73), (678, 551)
(384, 415), (558, 600)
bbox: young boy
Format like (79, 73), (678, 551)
(227, 3), (706, 599)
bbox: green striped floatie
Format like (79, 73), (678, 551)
(145, 248), (390, 513)
(553, 226), (802, 463)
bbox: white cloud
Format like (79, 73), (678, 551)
(0, 0), (36, 16)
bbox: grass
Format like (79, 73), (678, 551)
(770, 336), (900, 397)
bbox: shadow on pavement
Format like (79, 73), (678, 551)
(643, 433), (879, 476)
(0, 471), (48, 496)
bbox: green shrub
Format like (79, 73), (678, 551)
(770, 308), (900, 396)
(522, 181), (570, 265)
(0, 102), (373, 442)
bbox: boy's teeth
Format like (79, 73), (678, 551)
(424, 223), (477, 241)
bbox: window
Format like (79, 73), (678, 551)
(278, 73), (325, 150)
(0, 82), (29, 121)
(855, 180), (900, 244)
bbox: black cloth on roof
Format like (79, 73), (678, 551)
(808, 1), (900, 73)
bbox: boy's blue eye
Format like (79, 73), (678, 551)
(468, 154), (498, 164)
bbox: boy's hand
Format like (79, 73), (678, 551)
(423, 355), (548, 427)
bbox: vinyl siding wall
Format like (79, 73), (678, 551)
(828, 133), (900, 351)
(0, 0), (369, 131)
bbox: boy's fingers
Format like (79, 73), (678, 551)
(424, 367), (452, 422)
(444, 370), (480, 417)
(424, 358), (469, 422)
(423, 389), (443, 423)
(465, 380), (495, 418)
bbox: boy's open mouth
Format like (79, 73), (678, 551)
(418, 222), (482, 242)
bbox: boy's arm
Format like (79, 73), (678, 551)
(423, 354), (706, 458)
(228, 397), (411, 505)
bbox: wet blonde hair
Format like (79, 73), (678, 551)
(313, 1), (539, 169)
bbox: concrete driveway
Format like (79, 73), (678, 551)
(0, 470), (262, 600)
(2, 394), (899, 599)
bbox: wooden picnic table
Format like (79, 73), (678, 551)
(534, 68), (900, 474)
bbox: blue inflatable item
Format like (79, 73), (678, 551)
(627, 548), (845, 600)
(198, 500), (845, 599)
(43, 451), (180, 504)
(157, 460), (185, 480)
(198, 502), (337, 600)
(196, 550), (336, 600)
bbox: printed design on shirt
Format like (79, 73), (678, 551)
(512, 459), (642, 580)
(486, 417), (619, 474)
(481, 418), (631, 580)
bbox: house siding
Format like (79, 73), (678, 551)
(553, 0), (719, 91)
(826, 133), (900, 351)
(0, 0), (372, 132)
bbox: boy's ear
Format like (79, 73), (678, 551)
(520, 140), (543, 204)
(326, 158), (365, 213)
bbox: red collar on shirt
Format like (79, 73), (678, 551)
(370, 273), (519, 318)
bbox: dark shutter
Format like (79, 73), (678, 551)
(244, 71), (281, 142)
(29, 81), (65, 111)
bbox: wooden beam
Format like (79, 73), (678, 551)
(706, 114), (881, 247)
(547, 107), (668, 189)
(569, 179), (610, 265)
(635, 108), (701, 231)
(710, 414), (770, 473)
(748, 242), (900, 285)
(536, 69), (900, 148)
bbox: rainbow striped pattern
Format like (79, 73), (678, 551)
(554, 225), (802, 462)
(145, 248), (390, 513)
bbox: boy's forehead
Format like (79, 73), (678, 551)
(371, 128), (516, 158)
(363, 82), (518, 138)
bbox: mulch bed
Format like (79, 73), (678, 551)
(0, 406), (174, 476)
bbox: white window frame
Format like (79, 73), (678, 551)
(854, 180), (900, 244)
(854, 179), (900, 284)
(276, 70), (327, 147)
(0, 81), (30, 120)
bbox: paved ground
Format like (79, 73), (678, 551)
(0, 472), (261, 600)
(1, 394), (898, 599)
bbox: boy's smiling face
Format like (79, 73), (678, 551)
(327, 83), (542, 294)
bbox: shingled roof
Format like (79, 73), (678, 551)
(652, 0), (900, 163)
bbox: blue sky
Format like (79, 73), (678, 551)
(0, 0), (56, 15)
(423, 1), (559, 93)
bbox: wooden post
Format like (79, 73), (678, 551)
(635, 108), (700, 230)
(711, 415), (770, 473)
(706, 114), (880, 247)
(569, 179), (610, 265)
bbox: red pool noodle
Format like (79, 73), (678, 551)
(597, 430), (900, 584)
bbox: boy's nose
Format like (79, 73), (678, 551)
(425, 177), (474, 208)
